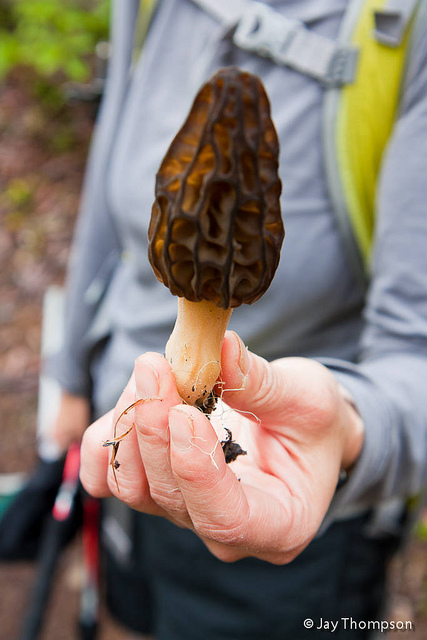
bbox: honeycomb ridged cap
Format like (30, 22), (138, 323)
(148, 67), (284, 309)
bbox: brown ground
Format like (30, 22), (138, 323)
(0, 71), (426, 640)
(0, 70), (127, 640)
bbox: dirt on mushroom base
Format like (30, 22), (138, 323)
(1, 71), (427, 640)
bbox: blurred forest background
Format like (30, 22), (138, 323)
(0, 1), (427, 638)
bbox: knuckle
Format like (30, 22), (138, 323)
(149, 487), (186, 514)
(250, 360), (277, 409)
(172, 453), (225, 485)
(267, 551), (298, 565)
(297, 365), (339, 427)
(107, 475), (145, 510)
(311, 381), (339, 424)
(80, 475), (107, 499)
(137, 422), (168, 444)
(205, 543), (243, 563)
(171, 460), (197, 484)
(194, 519), (246, 547)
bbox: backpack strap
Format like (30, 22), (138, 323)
(134, 0), (422, 285)
(323, 0), (424, 287)
(190, 0), (359, 87)
(373, 0), (420, 46)
(133, 0), (160, 63)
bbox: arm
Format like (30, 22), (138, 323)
(50, 0), (139, 397)
(323, 24), (427, 520)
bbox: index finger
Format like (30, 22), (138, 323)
(167, 405), (294, 562)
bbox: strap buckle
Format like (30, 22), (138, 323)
(373, 0), (420, 47)
(232, 1), (358, 87)
(233, 2), (302, 65)
(324, 47), (359, 87)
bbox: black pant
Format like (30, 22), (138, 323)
(104, 509), (400, 639)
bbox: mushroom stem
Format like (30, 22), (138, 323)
(165, 298), (232, 407)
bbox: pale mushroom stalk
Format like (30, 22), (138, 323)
(148, 67), (284, 411)
(165, 299), (232, 406)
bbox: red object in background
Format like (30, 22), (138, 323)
(79, 494), (100, 638)
(19, 444), (100, 640)
(52, 444), (80, 522)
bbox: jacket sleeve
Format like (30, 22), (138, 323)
(324, 20), (427, 522)
(49, 0), (139, 397)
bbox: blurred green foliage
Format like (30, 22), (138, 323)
(416, 517), (427, 541)
(6, 178), (34, 208)
(3, 177), (35, 233)
(0, 0), (110, 82)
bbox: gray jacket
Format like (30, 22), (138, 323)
(52, 0), (427, 526)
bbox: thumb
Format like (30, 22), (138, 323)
(219, 331), (296, 423)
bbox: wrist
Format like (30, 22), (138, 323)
(339, 385), (364, 471)
(54, 391), (91, 451)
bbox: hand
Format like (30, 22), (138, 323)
(80, 331), (364, 564)
(53, 391), (91, 452)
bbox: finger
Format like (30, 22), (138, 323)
(201, 483), (310, 564)
(169, 405), (303, 561)
(102, 372), (162, 514)
(80, 411), (113, 498)
(219, 331), (327, 428)
(217, 331), (288, 422)
(168, 404), (250, 541)
(133, 353), (192, 526)
(168, 404), (297, 562)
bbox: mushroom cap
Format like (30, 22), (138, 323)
(148, 67), (284, 309)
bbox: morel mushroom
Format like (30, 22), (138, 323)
(148, 67), (284, 408)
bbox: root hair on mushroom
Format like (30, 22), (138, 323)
(102, 396), (160, 491)
(189, 436), (220, 470)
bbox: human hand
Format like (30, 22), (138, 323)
(80, 331), (363, 564)
(53, 391), (91, 452)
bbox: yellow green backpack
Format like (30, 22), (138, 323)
(134, 0), (426, 286)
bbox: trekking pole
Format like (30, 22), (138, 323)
(19, 444), (81, 640)
(78, 494), (100, 640)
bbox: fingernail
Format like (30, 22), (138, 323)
(169, 408), (194, 452)
(135, 360), (159, 398)
(236, 334), (250, 377)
